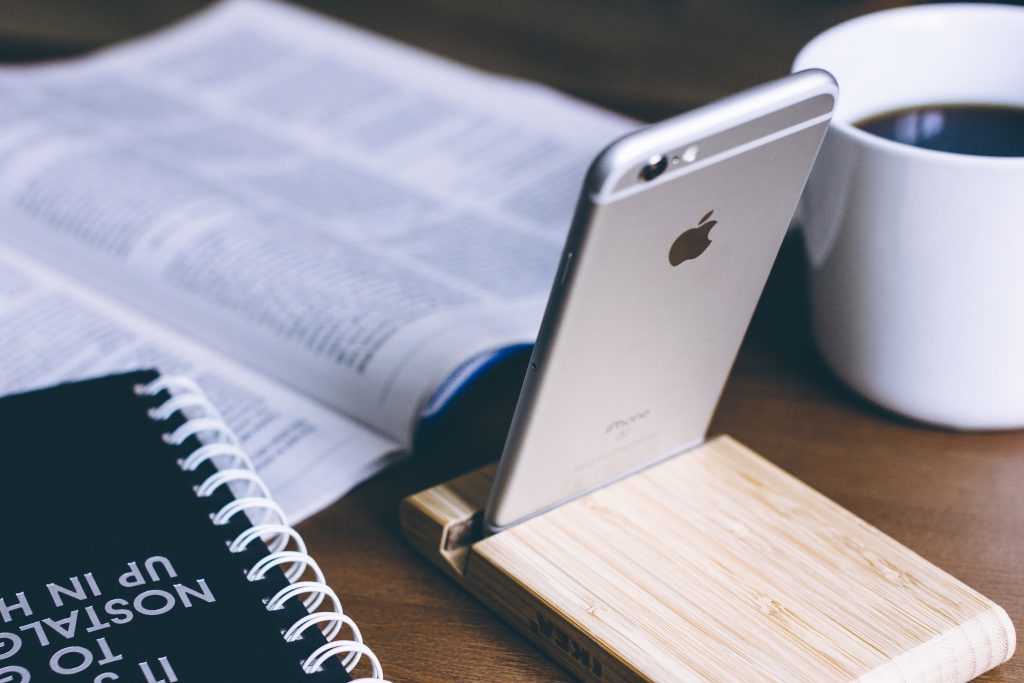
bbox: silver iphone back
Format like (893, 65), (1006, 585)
(485, 70), (836, 532)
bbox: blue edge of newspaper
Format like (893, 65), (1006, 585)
(420, 343), (533, 421)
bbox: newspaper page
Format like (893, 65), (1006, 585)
(0, 0), (636, 444)
(0, 245), (400, 522)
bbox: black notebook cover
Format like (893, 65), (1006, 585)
(0, 371), (350, 682)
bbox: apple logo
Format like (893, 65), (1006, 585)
(668, 210), (717, 266)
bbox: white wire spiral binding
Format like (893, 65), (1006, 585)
(137, 375), (390, 682)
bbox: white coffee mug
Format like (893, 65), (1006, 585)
(793, 4), (1024, 430)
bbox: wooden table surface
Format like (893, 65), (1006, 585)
(3, 1), (1021, 681)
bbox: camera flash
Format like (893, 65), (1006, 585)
(682, 145), (699, 163)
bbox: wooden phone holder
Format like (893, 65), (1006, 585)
(400, 436), (1015, 682)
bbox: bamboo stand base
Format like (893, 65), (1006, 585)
(400, 436), (1015, 682)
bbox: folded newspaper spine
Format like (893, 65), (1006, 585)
(138, 375), (389, 683)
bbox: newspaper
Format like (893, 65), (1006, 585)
(0, 0), (635, 520)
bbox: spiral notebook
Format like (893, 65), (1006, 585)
(0, 370), (386, 682)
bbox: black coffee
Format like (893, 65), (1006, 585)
(856, 104), (1024, 157)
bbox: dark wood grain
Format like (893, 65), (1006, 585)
(2, 1), (1019, 681)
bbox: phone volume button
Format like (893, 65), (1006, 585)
(559, 251), (574, 285)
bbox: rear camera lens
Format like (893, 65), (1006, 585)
(639, 155), (668, 181)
